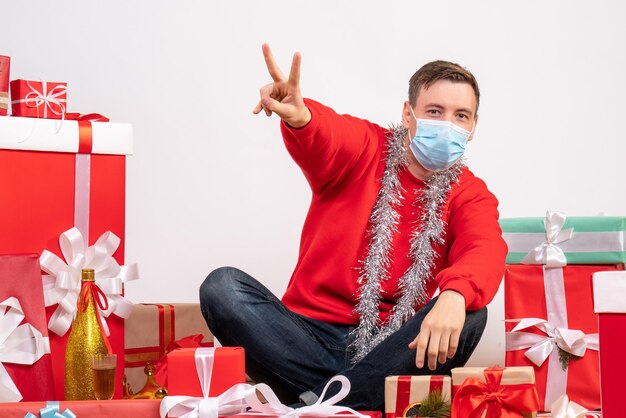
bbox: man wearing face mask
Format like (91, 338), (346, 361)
(200, 44), (507, 410)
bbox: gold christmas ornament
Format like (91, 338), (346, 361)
(123, 363), (168, 399)
(65, 268), (113, 400)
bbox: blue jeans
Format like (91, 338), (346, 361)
(199, 266), (487, 410)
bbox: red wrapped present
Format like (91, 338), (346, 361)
(0, 55), (9, 116)
(7, 399), (161, 417)
(0, 115), (134, 400)
(451, 366), (539, 418)
(124, 303), (213, 391)
(10, 79), (67, 119)
(505, 265), (623, 411)
(384, 375), (451, 418)
(0, 254), (55, 401)
(167, 347), (245, 397)
(593, 271), (626, 418)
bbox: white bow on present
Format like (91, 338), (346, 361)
(550, 394), (601, 418)
(521, 211), (574, 267)
(0, 297), (50, 402)
(160, 347), (368, 418)
(39, 227), (139, 337)
(506, 318), (599, 367)
(245, 375), (368, 418)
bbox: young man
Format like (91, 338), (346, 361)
(200, 44), (506, 410)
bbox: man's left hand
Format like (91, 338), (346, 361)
(408, 290), (466, 370)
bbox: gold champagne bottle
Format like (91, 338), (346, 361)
(65, 268), (112, 400)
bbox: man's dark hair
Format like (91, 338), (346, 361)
(408, 60), (480, 111)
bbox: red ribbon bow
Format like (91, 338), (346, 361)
(451, 366), (539, 418)
(80, 281), (110, 313)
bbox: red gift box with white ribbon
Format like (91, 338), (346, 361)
(10, 79), (67, 119)
(505, 264), (623, 411)
(593, 271), (626, 418)
(0, 115), (134, 400)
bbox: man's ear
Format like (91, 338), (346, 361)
(402, 101), (412, 130)
(468, 114), (479, 142)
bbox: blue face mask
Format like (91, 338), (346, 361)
(408, 107), (473, 171)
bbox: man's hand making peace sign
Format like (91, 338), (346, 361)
(253, 44), (311, 129)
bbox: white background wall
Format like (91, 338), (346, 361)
(4, 1), (626, 365)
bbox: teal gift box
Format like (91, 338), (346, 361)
(500, 212), (626, 265)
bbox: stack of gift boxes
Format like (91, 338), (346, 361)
(382, 211), (626, 418)
(3, 50), (626, 418)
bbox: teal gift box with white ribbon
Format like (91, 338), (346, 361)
(500, 211), (626, 265)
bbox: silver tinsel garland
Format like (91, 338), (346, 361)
(350, 125), (464, 362)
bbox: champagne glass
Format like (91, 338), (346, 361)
(92, 353), (117, 400)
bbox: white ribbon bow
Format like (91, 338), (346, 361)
(11, 80), (67, 119)
(550, 394), (599, 418)
(506, 318), (598, 367)
(521, 211), (574, 267)
(0, 297), (50, 402)
(39, 227), (140, 337)
(160, 348), (367, 418)
(245, 375), (367, 418)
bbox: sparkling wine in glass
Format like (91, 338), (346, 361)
(92, 353), (117, 400)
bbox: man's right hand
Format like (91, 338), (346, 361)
(253, 43), (311, 129)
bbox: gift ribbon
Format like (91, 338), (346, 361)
(520, 211), (573, 267)
(40, 227), (139, 337)
(11, 80), (67, 119)
(0, 297), (50, 402)
(71, 113), (110, 241)
(451, 366), (539, 418)
(506, 318), (599, 367)
(23, 401), (77, 418)
(245, 375), (368, 418)
(160, 348), (367, 418)
(549, 394), (602, 418)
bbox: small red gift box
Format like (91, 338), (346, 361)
(0, 115), (133, 400)
(0, 254), (55, 401)
(505, 264), (623, 411)
(384, 375), (451, 418)
(167, 347), (246, 397)
(593, 270), (626, 418)
(10, 79), (67, 119)
(0, 55), (9, 116)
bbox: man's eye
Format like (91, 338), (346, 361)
(427, 109), (440, 115)
(457, 114), (468, 120)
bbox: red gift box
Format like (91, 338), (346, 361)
(384, 375), (451, 418)
(0, 115), (133, 400)
(4, 399), (161, 417)
(505, 264), (623, 411)
(167, 347), (245, 397)
(10, 79), (67, 119)
(0, 254), (55, 401)
(0, 55), (9, 116)
(593, 271), (626, 418)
